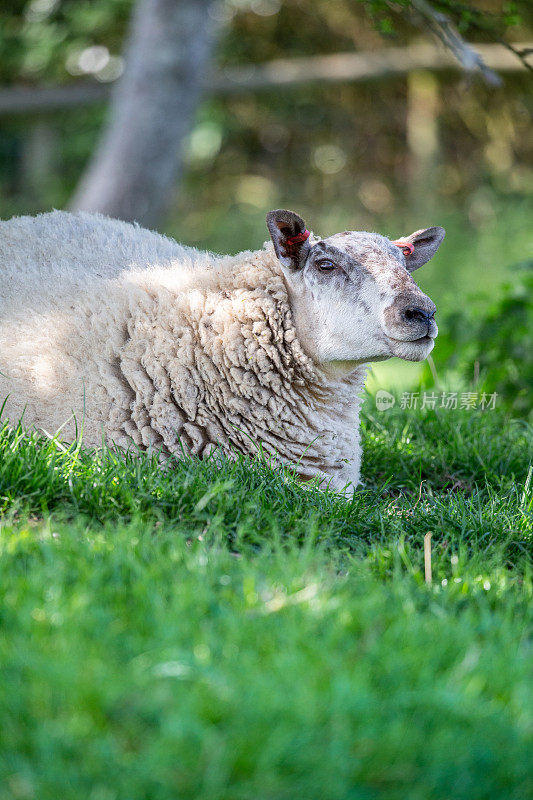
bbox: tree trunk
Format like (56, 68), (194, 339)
(70, 0), (219, 228)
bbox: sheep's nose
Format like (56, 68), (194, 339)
(402, 304), (436, 324)
(383, 291), (437, 340)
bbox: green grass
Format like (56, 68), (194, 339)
(1, 403), (532, 800)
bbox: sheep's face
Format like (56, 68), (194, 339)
(266, 209), (444, 372)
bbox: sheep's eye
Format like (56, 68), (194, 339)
(316, 259), (336, 272)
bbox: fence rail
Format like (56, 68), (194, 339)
(0, 42), (530, 116)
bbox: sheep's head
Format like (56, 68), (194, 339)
(266, 209), (444, 373)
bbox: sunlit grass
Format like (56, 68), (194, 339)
(0, 403), (532, 799)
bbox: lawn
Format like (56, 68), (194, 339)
(0, 402), (532, 800)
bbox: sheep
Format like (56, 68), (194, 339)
(0, 209), (444, 494)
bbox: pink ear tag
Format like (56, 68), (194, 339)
(286, 229), (310, 246)
(392, 240), (415, 257)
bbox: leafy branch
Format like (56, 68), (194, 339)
(367, 0), (532, 83)
(408, 0), (502, 84)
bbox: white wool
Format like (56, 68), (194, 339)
(0, 211), (365, 493)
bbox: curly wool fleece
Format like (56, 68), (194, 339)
(0, 211), (364, 490)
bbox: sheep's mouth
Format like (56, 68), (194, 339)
(385, 319), (438, 347)
(388, 334), (434, 346)
(386, 333), (436, 362)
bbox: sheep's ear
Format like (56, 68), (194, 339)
(266, 209), (311, 270)
(393, 226), (445, 272)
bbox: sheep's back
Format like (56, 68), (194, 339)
(0, 210), (202, 312)
(0, 211), (205, 437)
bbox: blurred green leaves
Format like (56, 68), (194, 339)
(0, 0), (132, 84)
(426, 263), (533, 419)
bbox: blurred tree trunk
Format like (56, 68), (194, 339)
(70, 0), (220, 228)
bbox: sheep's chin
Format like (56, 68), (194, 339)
(388, 336), (435, 362)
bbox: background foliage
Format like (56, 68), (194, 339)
(425, 263), (533, 418)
